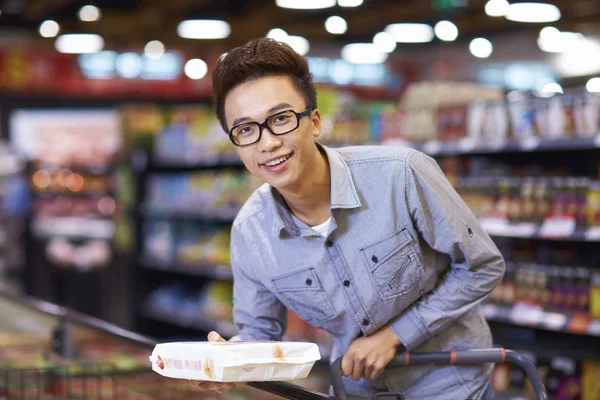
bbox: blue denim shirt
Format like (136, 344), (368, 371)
(230, 144), (505, 399)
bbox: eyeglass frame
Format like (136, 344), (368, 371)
(228, 108), (314, 147)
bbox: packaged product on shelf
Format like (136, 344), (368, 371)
(120, 104), (165, 149)
(582, 361), (600, 400)
(507, 91), (537, 139)
(575, 267), (591, 314)
(573, 92), (600, 137)
(150, 341), (321, 382)
(590, 271), (600, 319)
(436, 105), (468, 142)
(546, 356), (581, 400)
(176, 224), (231, 266)
(199, 280), (233, 321)
(154, 105), (236, 165)
(586, 181), (600, 227)
(484, 100), (510, 143)
(142, 220), (176, 263)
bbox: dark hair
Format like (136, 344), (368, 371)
(212, 37), (317, 132)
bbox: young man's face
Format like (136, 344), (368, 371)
(224, 75), (321, 191)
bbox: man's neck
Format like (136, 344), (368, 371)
(279, 148), (331, 227)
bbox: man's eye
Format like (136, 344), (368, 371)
(274, 115), (291, 124)
(238, 126), (254, 135)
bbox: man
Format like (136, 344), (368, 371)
(192, 37), (505, 399)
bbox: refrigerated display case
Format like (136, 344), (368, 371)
(0, 291), (301, 399)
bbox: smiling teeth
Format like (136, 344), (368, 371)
(265, 155), (290, 167)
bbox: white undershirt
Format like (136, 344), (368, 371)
(311, 217), (332, 238)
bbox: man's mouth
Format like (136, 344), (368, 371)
(262, 153), (293, 167)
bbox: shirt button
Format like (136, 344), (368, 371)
(343, 280), (350, 287)
(306, 278), (313, 286)
(362, 319), (369, 326)
(325, 239), (333, 247)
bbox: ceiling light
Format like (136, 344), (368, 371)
(469, 38), (493, 58)
(325, 16), (347, 35)
(276, 0), (336, 10)
(538, 82), (563, 97)
(78, 5), (101, 22)
(55, 34), (104, 54)
(185, 59), (208, 80)
(554, 38), (600, 77)
(537, 27), (584, 53)
(285, 35), (310, 55)
(434, 20), (458, 41)
(144, 40), (165, 60)
(587, 77), (600, 93)
(267, 28), (288, 41)
(506, 2), (561, 23)
(485, 0), (509, 17)
(341, 43), (388, 64)
(373, 32), (396, 53)
(338, 0), (363, 6)
(384, 23), (434, 43)
(39, 20), (60, 38)
(177, 20), (231, 39)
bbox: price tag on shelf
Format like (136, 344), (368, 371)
(509, 303), (544, 326)
(518, 136), (541, 151)
(480, 217), (509, 236)
(541, 312), (568, 331)
(511, 222), (538, 238)
(585, 226), (600, 241)
(587, 319), (600, 336)
(482, 303), (499, 319)
(539, 217), (576, 238)
(457, 137), (477, 153)
(422, 140), (443, 155)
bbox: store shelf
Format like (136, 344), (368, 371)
(31, 216), (115, 240)
(139, 257), (233, 280)
(483, 303), (600, 337)
(145, 158), (244, 173)
(416, 135), (600, 157)
(481, 221), (600, 242)
(140, 207), (237, 223)
(140, 305), (238, 338)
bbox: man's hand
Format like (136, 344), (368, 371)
(189, 331), (236, 393)
(341, 326), (402, 381)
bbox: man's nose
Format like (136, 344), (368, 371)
(258, 127), (283, 152)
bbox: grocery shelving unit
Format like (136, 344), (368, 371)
(130, 147), (246, 341)
(417, 134), (600, 366)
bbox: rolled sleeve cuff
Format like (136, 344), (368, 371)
(390, 307), (430, 351)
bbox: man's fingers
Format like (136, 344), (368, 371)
(208, 331), (226, 342)
(341, 354), (353, 377)
(190, 380), (234, 393)
(351, 357), (365, 381)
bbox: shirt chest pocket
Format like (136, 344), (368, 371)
(360, 229), (423, 301)
(272, 267), (337, 325)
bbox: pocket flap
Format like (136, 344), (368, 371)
(272, 267), (323, 292)
(361, 229), (412, 266)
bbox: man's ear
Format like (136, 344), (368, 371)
(311, 109), (322, 138)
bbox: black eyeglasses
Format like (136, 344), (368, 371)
(228, 108), (312, 147)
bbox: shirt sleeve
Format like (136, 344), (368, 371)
(389, 150), (505, 351)
(230, 224), (287, 341)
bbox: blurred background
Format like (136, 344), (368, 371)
(0, 0), (599, 399)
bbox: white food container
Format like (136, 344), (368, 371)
(150, 341), (321, 382)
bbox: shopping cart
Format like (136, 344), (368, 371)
(246, 348), (548, 400)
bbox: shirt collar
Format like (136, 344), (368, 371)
(270, 143), (362, 237)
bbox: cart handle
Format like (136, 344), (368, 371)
(328, 348), (547, 400)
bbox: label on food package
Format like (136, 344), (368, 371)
(150, 341), (321, 382)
